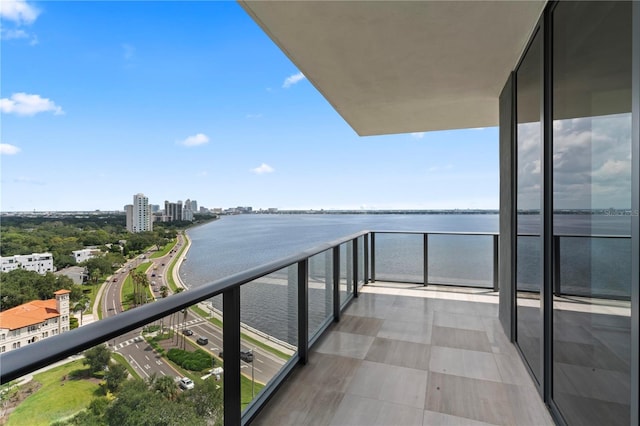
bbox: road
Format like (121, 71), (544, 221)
(99, 234), (287, 386)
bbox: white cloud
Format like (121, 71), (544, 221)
(0, 93), (64, 116)
(0, 28), (37, 44)
(282, 72), (305, 89)
(0, 143), (21, 155)
(251, 163), (274, 174)
(410, 132), (425, 139)
(1, 28), (27, 39)
(178, 133), (210, 147)
(0, 0), (40, 25)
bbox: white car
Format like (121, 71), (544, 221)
(178, 377), (194, 390)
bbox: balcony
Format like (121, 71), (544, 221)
(0, 230), (562, 425)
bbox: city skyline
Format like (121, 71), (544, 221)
(1, 0), (499, 212)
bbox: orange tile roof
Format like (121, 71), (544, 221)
(0, 299), (60, 331)
(53, 289), (71, 295)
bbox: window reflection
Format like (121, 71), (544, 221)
(516, 29), (542, 385)
(552, 2), (631, 425)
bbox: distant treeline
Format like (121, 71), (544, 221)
(0, 213), (216, 270)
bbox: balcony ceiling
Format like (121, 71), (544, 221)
(240, 0), (546, 136)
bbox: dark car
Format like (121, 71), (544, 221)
(240, 350), (253, 363)
(182, 329), (194, 336)
(196, 336), (208, 345)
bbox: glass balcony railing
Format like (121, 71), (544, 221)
(371, 231), (499, 290)
(1, 229), (628, 425)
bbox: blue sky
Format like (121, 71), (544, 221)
(1, 0), (498, 212)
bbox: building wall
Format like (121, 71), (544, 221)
(128, 193), (152, 233)
(0, 292), (70, 354)
(72, 248), (101, 264)
(0, 253), (54, 274)
(498, 72), (515, 340)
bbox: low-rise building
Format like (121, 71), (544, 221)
(0, 290), (71, 354)
(72, 248), (101, 264)
(55, 266), (88, 285)
(0, 253), (54, 274)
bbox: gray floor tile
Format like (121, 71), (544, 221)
(425, 372), (514, 425)
(431, 325), (493, 353)
(377, 318), (432, 344)
(423, 410), (499, 425)
(346, 360), (428, 409)
(333, 314), (384, 336)
(429, 346), (501, 382)
(315, 331), (375, 359)
(330, 394), (424, 426)
(365, 337), (431, 371)
(433, 310), (487, 332)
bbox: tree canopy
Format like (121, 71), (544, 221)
(0, 269), (82, 311)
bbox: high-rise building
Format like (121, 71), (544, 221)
(183, 198), (194, 221)
(164, 200), (183, 222)
(126, 193), (152, 233)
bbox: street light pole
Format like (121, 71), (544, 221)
(251, 348), (255, 398)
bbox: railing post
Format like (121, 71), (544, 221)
(423, 233), (429, 287)
(370, 232), (376, 283)
(298, 259), (309, 365)
(553, 235), (561, 296)
(493, 234), (499, 291)
(333, 246), (341, 322)
(364, 233), (369, 284)
(353, 238), (359, 298)
(223, 286), (241, 426)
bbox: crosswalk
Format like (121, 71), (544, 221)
(113, 318), (206, 350)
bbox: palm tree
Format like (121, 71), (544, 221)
(72, 296), (90, 325)
(151, 374), (179, 401)
(160, 285), (169, 299)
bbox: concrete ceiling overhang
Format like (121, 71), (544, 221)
(240, 0), (546, 136)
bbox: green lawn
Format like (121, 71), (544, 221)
(6, 360), (100, 426)
(241, 374), (264, 410)
(150, 239), (177, 259)
(166, 233), (189, 292)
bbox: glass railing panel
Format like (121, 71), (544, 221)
(0, 300), (225, 425)
(357, 235), (365, 289)
(557, 236), (631, 299)
(308, 249), (333, 341)
(239, 265), (297, 411)
(428, 234), (494, 287)
(339, 242), (353, 307)
(374, 233), (423, 283)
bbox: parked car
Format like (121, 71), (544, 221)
(183, 329), (194, 336)
(240, 350), (253, 363)
(196, 336), (208, 345)
(151, 273), (156, 277)
(178, 377), (194, 390)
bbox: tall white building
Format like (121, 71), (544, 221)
(126, 193), (152, 233)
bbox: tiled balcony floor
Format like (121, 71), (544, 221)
(252, 283), (555, 426)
